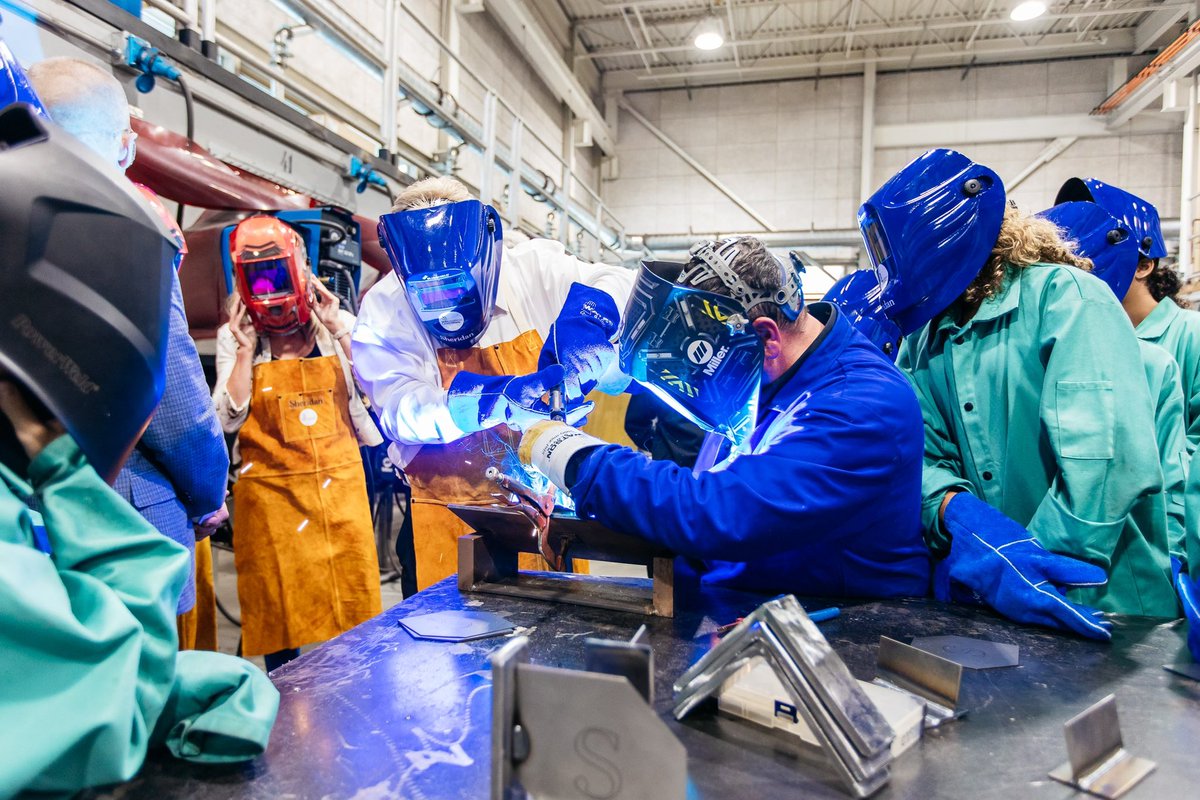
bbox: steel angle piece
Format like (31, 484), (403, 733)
(585, 625), (655, 704)
(872, 637), (964, 729)
(672, 595), (893, 798)
(1047, 694), (1156, 800)
(490, 636), (685, 800)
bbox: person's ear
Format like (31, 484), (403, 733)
(1134, 258), (1157, 280)
(752, 317), (783, 361)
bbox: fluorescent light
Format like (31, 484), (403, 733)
(694, 16), (725, 51)
(1009, 1), (1047, 21)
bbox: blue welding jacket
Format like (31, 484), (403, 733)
(568, 303), (931, 599)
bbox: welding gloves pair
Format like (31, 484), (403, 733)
(1172, 557), (1200, 662)
(538, 283), (631, 401)
(447, 366), (592, 434)
(935, 493), (1113, 641)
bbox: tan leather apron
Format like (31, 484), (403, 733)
(405, 329), (590, 589)
(177, 537), (216, 650)
(232, 354), (382, 656)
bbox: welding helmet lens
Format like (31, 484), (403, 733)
(618, 260), (762, 449)
(243, 258), (296, 298)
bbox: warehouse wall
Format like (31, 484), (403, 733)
(213, 0), (600, 208)
(605, 57), (1184, 239)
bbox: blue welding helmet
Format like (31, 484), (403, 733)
(822, 269), (902, 361)
(618, 240), (801, 449)
(1055, 177), (1166, 260)
(858, 148), (1006, 335)
(377, 199), (502, 348)
(0, 36), (47, 117)
(1040, 201), (1140, 300)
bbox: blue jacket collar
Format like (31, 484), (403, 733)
(758, 301), (847, 418)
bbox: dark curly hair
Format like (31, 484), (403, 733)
(1143, 258), (1182, 303)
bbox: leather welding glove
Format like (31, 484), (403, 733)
(1172, 557), (1200, 662)
(518, 420), (607, 490)
(538, 283), (631, 400)
(935, 493), (1113, 641)
(447, 366), (592, 435)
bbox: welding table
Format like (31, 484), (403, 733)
(90, 577), (1200, 799)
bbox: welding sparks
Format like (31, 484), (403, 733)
(297, 519), (309, 533)
(262, 386), (273, 393)
(322, 477), (332, 489)
(239, 462), (254, 475)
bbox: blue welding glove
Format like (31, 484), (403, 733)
(935, 493), (1113, 641)
(1172, 557), (1200, 662)
(447, 366), (593, 435)
(539, 282), (630, 400)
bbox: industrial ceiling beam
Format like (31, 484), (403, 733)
(576, 4), (1173, 62)
(1134, 3), (1189, 54)
(602, 27), (1137, 89)
(484, 0), (617, 154)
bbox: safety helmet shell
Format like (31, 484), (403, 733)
(377, 199), (502, 349)
(858, 148), (1006, 335)
(822, 269), (902, 361)
(231, 215), (312, 335)
(1055, 177), (1166, 260)
(0, 104), (177, 481)
(1039, 201), (1139, 300)
(0, 37), (47, 117)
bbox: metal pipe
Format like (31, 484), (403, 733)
(618, 98), (777, 232)
(199, 0), (216, 45)
(859, 59), (875, 203)
(143, 0), (191, 26)
(180, 0), (198, 29)
(640, 229), (865, 250)
(380, 0), (398, 155)
(1180, 74), (1196, 275)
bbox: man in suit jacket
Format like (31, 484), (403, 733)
(28, 57), (229, 619)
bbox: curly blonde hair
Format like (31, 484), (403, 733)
(962, 204), (1093, 305)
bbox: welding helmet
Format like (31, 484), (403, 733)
(822, 269), (902, 361)
(231, 215), (312, 335)
(1055, 177), (1166, 260)
(0, 36), (47, 117)
(617, 238), (804, 448)
(377, 199), (502, 348)
(1040, 201), (1139, 300)
(0, 103), (177, 481)
(858, 148), (1005, 335)
(134, 183), (188, 271)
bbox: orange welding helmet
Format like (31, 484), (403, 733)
(231, 215), (311, 334)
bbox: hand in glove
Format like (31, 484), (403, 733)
(1172, 557), (1200, 662)
(518, 420), (607, 490)
(447, 365), (593, 434)
(935, 493), (1112, 641)
(539, 283), (630, 400)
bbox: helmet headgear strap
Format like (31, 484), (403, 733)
(682, 238), (804, 322)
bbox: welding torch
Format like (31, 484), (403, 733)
(548, 384), (566, 422)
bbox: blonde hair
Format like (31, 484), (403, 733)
(392, 176), (472, 212)
(963, 204), (1093, 305)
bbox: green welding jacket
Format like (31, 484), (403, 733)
(1136, 297), (1200, 457)
(0, 436), (279, 799)
(900, 263), (1177, 618)
(1139, 340), (1188, 563)
(1186, 452), (1200, 576)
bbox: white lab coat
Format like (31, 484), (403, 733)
(351, 238), (635, 468)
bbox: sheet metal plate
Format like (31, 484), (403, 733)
(909, 635), (1020, 670)
(399, 610), (516, 642)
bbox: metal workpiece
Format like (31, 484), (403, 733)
(491, 634), (684, 799)
(89, 581), (1200, 800)
(871, 636), (964, 729)
(1048, 695), (1157, 799)
(452, 505), (683, 616)
(673, 595), (894, 797)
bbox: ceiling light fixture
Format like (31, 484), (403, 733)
(693, 16), (725, 51)
(1009, 1), (1047, 22)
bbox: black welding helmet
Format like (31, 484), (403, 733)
(618, 239), (803, 449)
(0, 103), (178, 481)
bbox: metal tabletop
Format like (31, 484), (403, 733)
(95, 577), (1200, 799)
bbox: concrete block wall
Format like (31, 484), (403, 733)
(606, 57), (1183, 240)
